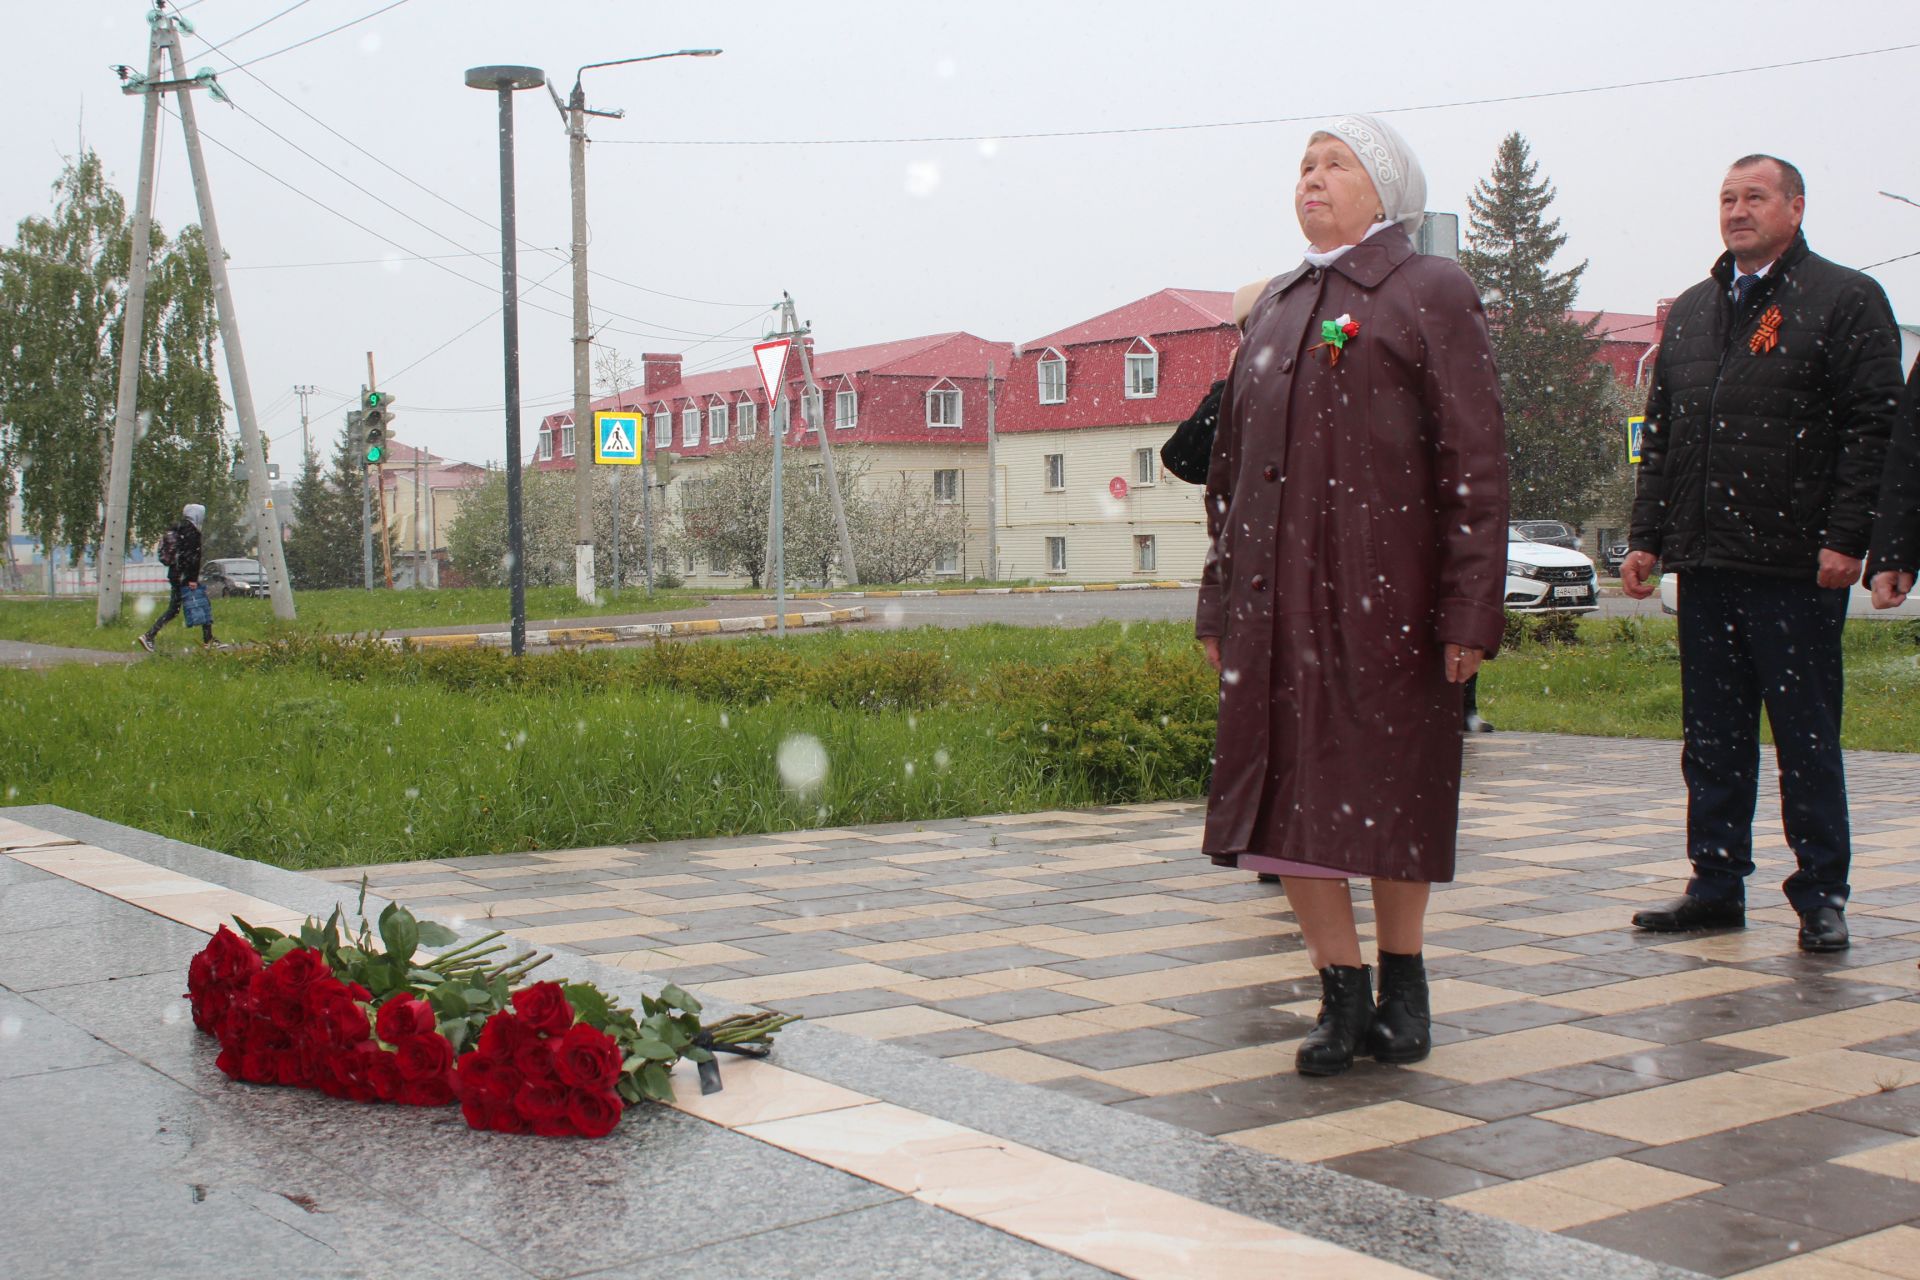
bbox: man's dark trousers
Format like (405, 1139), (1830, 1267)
(1678, 566), (1851, 912)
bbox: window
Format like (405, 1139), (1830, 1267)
(1038, 349), (1066, 404)
(683, 549), (696, 574)
(1135, 534), (1157, 572)
(536, 427), (553, 461)
(1044, 453), (1065, 491)
(927, 379), (962, 428)
(653, 405), (671, 447)
(736, 399), (757, 440)
(1046, 536), (1067, 574)
(935, 544), (960, 576)
(771, 396), (790, 434)
(708, 399), (728, 443)
(1125, 337), (1159, 398)
(1134, 447), (1157, 485)
(835, 389), (858, 430)
(559, 422), (576, 458)
(681, 406), (699, 446)
(933, 469), (959, 504)
(801, 388), (822, 432)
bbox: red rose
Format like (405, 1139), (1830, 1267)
(367, 1049), (404, 1101)
(264, 948), (331, 996)
(513, 1038), (555, 1083)
(1341, 320), (1361, 338)
(513, 1080), (571, 1126)
(396, 1033), (453, 1082)
(566, 1089), (623, 1139)
(477, 1011), (532, 1060)
(553, 1024), (623, 1091)
(455, 1055), (521, 1109)
(511, 983), (574, 1037)
(398, 1076), (453, 1107)
(309, 989), (370, 1048)
(460, 1099), (492, 1130)
(205, 927), (264, 984)
(375, 994), (437, 1044)
(266, 991), (310, 1032)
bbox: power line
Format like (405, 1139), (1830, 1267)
(228, 247), (558, 271)
(193, 0), (317, 61)
(605, 41), (1920, 146)
(224, 0), (416, 73)
(1863, 248), (1920, 270)
(181, 25), (765, 310)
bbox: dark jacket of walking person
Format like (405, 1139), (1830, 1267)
(138, 503), (216, 650)
(1868, 359), (1920, 609)
(1623, 155), (1904, 954)
(1196, 114), (1508, 1077)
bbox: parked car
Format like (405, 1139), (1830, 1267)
(202, 558), (269, 599)
(1506, 531), (1599, 613)
(1601, 542), (1629, 577)
(1510, 519), (1582, 551)
(1660, 572), (1920, 618)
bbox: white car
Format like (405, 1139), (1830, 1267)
(1660, 570), (1920, 618)
(1506, 529), (1599, 614)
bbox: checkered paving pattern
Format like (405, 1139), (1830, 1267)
(320, 733), (1920, 1279)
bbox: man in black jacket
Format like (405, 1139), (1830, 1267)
(1869, 362), (1920, 609)
(1621, 155), (1904, 953)
(135, 502), (216, 651)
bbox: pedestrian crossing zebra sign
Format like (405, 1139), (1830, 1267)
(592, 410), (643, 465)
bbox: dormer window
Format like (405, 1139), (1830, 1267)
(927, 378), (962, 428)
(1038, 349), (1066, 404)
(1124, 338), (1158, 398)
(834, 377), (858, 430)
(708, 396), (729, 443)
(681, 404), (700, 446)
(737, 397), (758, 440)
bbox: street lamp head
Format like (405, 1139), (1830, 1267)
(464, 65), (546, 92)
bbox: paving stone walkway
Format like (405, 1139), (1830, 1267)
(328, 733), (1920, 1279)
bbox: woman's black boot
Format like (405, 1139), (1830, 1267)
(1295, 965), (1374, 1077)
(1367, 950), (1432, 1065)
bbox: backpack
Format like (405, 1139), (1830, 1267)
(158, 528), (179, 567)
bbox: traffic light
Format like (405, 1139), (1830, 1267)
(361, 389), (395, 465)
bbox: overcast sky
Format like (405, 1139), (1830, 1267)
(10, 0), (1919, 468)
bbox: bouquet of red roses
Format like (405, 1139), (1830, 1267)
(186, 889), (799, 1138)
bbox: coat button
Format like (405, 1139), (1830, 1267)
(1250, 574), (1267, 592)
(1263, 465), (1278, 481)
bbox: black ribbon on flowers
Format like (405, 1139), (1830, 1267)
(691, 1032), (772, 1095)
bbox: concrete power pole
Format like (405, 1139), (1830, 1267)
(985, 362), (999, 581)
(294, 384), (315, 463)
(96, 16), (166, 627)
(565, 86), (597, 605)
(778, 293), (859, 586)
(161, 24), (295, 619)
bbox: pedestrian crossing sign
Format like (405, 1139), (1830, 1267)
(593, 410), (643, 465)
(1626, 415), (1645, 465)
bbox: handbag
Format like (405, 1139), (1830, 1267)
(1160, 379), (1226, 485)
(182, 583), (213, 628)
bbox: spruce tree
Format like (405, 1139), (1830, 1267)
(1459, 133), (1620, 526)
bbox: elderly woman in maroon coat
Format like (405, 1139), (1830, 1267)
(1199, 114), (1508, 1077)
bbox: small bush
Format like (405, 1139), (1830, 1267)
(992, 644), (1216, 800)
(805, 648), (954, 711)
(1502, 610), (1582, 649)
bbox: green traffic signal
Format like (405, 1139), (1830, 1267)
(365, 442), (385, 464)
(363, 389), (389, 411)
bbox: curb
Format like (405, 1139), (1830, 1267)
(385, 606), (867, 651)
(730, 580), (1198, 601)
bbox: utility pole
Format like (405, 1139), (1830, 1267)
(556, 47), (722, 607)
(777, 292), (859, 585)
(294, 384), (315, 463)
(641, 427), (655, 596)
(95, 16), (165, 627)
(413, 433), (424, 588)
(985, 361), (1000, 581)
(353, 407), (372, 589)
(160, 22), (295, 620)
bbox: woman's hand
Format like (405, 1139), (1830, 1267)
(1201, 636), (1222, 673)
(1444, 644), (1483, 684)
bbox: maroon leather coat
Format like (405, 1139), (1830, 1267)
(1196, 225), (1508, 881)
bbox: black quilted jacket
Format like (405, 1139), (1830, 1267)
(1629, 232), (1903, 578)
(1870, 360), (1920, 574)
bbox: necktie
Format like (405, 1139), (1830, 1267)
(1733, 273), (1757, 307)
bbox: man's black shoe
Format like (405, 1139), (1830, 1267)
(1798, 906), (1849, 953)
(1631, 895), (1745, 933)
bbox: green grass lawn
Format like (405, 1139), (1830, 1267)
(2, 617), (1913, 870)
(0, 584), (718, 651)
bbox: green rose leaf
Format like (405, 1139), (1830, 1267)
(377, 902), (419, 967)
(639, 1063), (673, 1101)
(414, 920), (461, 947)
(660, 985), (702, 1015)
(629, 1038), (677, 1061)
(563, 983), (610, 1024)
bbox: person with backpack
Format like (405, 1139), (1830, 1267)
(135, 503), (217, 651)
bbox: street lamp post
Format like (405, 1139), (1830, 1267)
(558, 49), (720, 606)
(465, 63), (546, 657)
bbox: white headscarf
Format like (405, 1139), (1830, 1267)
(183, 503), (205, 528)
(1326, 113), (1428, 238)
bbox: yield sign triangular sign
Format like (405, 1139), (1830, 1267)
(753, 339), (791, 414)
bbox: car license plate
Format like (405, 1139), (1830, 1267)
(1553, 585), (1587, 599)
